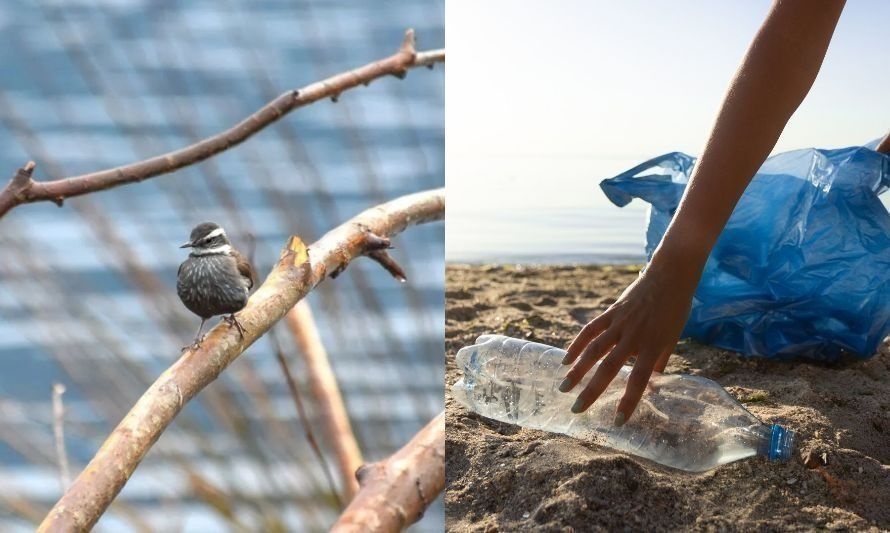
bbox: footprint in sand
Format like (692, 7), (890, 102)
(569, 307), (598, 324)
(446, 289), (473, 300)
(447, 305), (477, 322)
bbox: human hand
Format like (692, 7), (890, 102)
(558, 261), (699, 424)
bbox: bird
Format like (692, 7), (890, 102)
(176, 222), (255, 349)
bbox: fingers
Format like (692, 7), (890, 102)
(570, 339), (633, 413)
(563, 314), (611, 365)
(615, 354), (658, 424)
(559, 329), (619, 393)
(654, 349), (672, 373)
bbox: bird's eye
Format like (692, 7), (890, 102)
(203, 237), (212, 244)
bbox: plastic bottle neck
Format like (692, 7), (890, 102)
(752, 424), (795, 461)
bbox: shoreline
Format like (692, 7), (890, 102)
(444, 257), (647, 266)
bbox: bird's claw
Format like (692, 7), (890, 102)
(224, 314), (247, 339)
(181, 335), (206, 352)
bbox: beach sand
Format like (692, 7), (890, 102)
(445, 264), (890, 531)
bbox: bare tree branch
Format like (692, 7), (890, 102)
(285, 301), (364, 501)
(37, 188), (444, 532)
(270, 326), (343, 508)
(330, 412), (445, 532)
(414, 49), (446, 67)
(51, 383), (70, 493)
(0, 162), (38, 217)
(0, 29), (444, 220)
(367, 250), (408, 282)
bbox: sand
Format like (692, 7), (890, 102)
(445, 264), (890, 532)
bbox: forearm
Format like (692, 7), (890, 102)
(650, 0), (845, 278)
(877, 132), (890, 154)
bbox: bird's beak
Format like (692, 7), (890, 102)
(179, 241), (194, 249)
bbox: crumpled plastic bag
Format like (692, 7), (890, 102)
(600, 143), (890, 361)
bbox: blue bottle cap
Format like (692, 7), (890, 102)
(767, 424), (795, 461)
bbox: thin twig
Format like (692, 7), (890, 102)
(285, 301), (364, 500)
(51, 383), (70, 493)
(269, 327), (343, 508)
(0, 30), (444, 220)
(37, 188), (444, 532)
(330, 412), (445, 532)
(414, 49), (446, 67)
(367, 250), (407, 282)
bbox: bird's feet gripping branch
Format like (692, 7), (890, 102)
(223, 313), (247, 339)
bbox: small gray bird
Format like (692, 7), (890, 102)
(177, 222), (255, 348)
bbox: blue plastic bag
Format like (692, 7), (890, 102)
(600, 144), (890, 361)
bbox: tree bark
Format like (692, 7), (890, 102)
(285, 301), (364, 500)
(331, 412), (445, 532)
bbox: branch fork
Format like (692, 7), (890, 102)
(0, 162), (44, 214)
(9, 162), (36, 200)
(330, 224), (406, 282)
(331, 412), (445, 532)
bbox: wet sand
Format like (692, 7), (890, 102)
(445, 264), (890, 531)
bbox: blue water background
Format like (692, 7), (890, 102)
(0, 1), (443, 531)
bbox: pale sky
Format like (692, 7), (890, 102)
(446, 1), (890, 261)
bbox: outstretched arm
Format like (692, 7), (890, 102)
(877, 132), (890, 154)
(561, 0), (846, 421)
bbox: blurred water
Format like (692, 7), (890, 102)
(447, 153), (649, 264)
(0, 1), (443, 531)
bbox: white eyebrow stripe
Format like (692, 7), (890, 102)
(204, 227), (226, 239)
(191, 244), (232, 256)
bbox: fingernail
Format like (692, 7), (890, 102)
(561, 354), (572, 365)
(571, 398), (584, 413)
(613, 412), (626, 427)
(558, 378), (572, 392)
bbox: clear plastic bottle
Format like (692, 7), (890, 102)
(451, 335), (795, 472)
